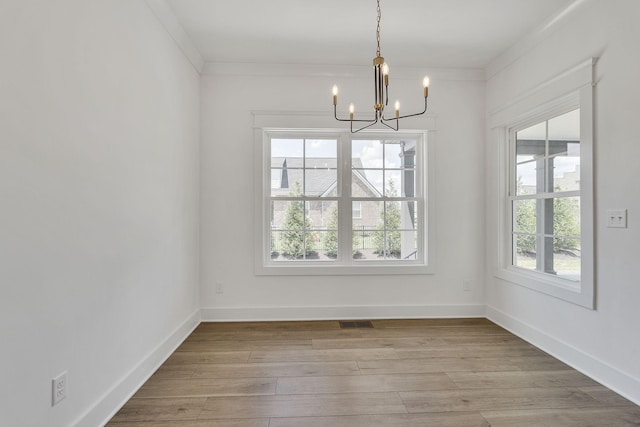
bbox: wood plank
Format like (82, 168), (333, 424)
(580, 385), (639, 406)
(164, 351), (251, 365)
(199, 393), (406, 419)
(352, 325), (511, 339)
(106, 397), (205, 423)
(195, 321), (340, 332)
(395, 342), (545, 359)
(481, 407), (640, 427)
(311, 336), (446, 349)
(108, 420), (269, 427)
(442, 334), (530, 345)
(357, 356), (567, 375)
(269, 412), (491, 427)
(447, 370), (600, 389)
(187, 329), (366, 341)
(400, 387), (600, 413)
(248, 348), (398, 363)
(275, 373), (457, 394)
(133, 377), (277, 398)
(176, 339), (311, 352)
(371, 318), (494, 328)
(191, 361), (359, 379)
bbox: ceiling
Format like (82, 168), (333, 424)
(165, 0), (575, 69)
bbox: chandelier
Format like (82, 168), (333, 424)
(332, 0), (429, 133)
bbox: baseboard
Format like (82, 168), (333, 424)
(72, 309), (201, 427)
(200, 304), (485, 322)
(486, 305), (640, 406)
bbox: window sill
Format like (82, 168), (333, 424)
(495, 266), (594, 309)
(255, 262), (434, 276)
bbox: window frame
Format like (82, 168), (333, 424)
(255, 128), (434, 276)
(492, 62), (595, 308)
(508, 108), (582, 279)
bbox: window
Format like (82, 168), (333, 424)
(352, 202), (362, 219)
(256, 130), (431, 275)
(511, 109), (581, 281)
(491, 59), (595, 308)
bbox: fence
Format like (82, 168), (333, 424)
(271, 226), (378, 253)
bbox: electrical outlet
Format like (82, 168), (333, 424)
(52, 371), (67, 406)
(215, 282), (223, 294)
(606, 209), (627, 228)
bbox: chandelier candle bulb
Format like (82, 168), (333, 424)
(332, 85), (338, 105)
(395, 101), (400, 118)
(349, 103), (354, 120)
(382, 63), (389, 86)
(423, 76), (430, 97)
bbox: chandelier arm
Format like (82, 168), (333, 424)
(334, 105), (380, 122)
(351, 118), (380, 133)
(379, 118), (399, 131)
(382, 98), (428, 121)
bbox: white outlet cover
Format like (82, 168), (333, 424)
(606, 209), (627, 228)
(52, 371), (67, 406)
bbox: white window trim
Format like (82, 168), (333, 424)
(491, 58), (596, 309)
(253, 124), (435, 276)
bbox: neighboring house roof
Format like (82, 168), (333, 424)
(271, 157), (375, 197)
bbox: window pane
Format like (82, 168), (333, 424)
(515, 160), (540, 195)
(305, 168), (337, 196)
(271, 201), (307, 230)
(517, 122), (546, 143)
(305, 139), (336, 158)
(516, 122), (546, 160)
(352, 201), (382, 260)
(315, 201), (338, 259)
(384, 142), (403, 168)
(514, 234), (536, 270)
(398, 201), (417, 231)
(385, 170), (402, 197)
(399, 230), (418, 260)
(271, 159), (303, 197)
(272, 138), (303, 158)
(550, 144), (580, 192)
(553, 238), (581, 281)
(548, 109), (579, 142)
(352, 140), (383, 168)
(553, 197), (580, 238)
(513, 199), (537, 234)
(397, 140), (416, 169)
(270, 230), (306, 260)
(271, 198), (334, 261)
(353, 169), (383, 197)
(352, 201), (417, 260)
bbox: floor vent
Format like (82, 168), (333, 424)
(339, 320), (374, 329)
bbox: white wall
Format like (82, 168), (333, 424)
(0, 1), (200, 426)
(200, 65), (487, 320)
(485, 0), (640, 404)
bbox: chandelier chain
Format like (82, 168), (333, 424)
(376, 0), (381, 57)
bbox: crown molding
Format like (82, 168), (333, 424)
(485, 0), (592, 80)
(145, 0), (204, 73)
(202, 61), (485, 82)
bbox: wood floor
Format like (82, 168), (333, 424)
(107, 319), (640, 426)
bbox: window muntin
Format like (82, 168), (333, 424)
(511, 109), (581, 281)
(264, 131), (426, 268)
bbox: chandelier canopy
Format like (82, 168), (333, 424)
(332, 0), (429, 133)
